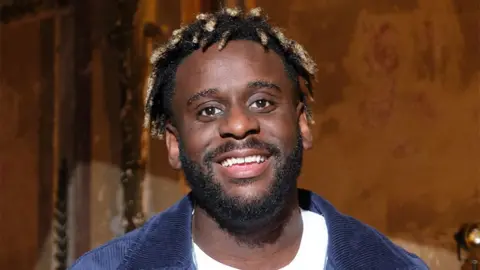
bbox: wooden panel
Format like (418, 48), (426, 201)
(0, 20), (41, 270)
(181, 0), (202, 23)
(38, 16), (55, 254)
(57, 14), (75, 242)
(244, 0), (256, 9)
(72, 0), (92, 258)
(224, 0), (239, 8)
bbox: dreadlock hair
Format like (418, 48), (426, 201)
(145, 7), (317, 139)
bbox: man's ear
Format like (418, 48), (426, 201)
(297, 102), (313, 150)
(165, 123), (181, 169)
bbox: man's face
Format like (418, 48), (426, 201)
(165, 40), (312, 236)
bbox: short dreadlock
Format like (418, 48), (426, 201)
(145, 7), (317, 139)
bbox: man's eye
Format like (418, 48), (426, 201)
(250, 99), (271, 109)
(199, 107), (222, 116)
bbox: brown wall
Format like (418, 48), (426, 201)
(257, 0), (480, 268)
(85, 1), (480, 268)
(0, 18), (55, 269)
(143, 0), (184, 215)
(0, 9), (69, 267)
(1, 1), (478, 269)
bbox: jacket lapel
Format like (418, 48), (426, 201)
(306, 189), (426, 270)
(118, 195), (196, 270)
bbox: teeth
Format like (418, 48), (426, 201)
(221, 155), (267, 167)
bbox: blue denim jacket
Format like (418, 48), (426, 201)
(70, 189), (428, 270)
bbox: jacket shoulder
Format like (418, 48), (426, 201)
(350, 216), (429, 269)
(305, 190), (429, 269)
(69, 196), (193, 270)
(69, 227), (141, 270)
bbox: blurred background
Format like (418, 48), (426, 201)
(0, 0), (479, 269)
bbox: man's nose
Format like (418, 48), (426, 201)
(218, 106), (260, 140)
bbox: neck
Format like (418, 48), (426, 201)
(192, 195), (303, 269)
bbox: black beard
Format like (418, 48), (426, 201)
(179, 132), (303, 247)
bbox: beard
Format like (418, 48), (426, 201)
(179, 130), (303, 245)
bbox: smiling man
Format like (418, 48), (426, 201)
(71, 7), (428, 270)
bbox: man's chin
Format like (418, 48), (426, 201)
(213, 202), (277, 233)
(220, 182), (273, 202)
(192, 174), (290, 222)
(223, 192), (270, 211)
(189, 174), (296, 245)
(210, 168), (278, 201)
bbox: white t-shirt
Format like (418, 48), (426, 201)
(193, 209), (328, 269)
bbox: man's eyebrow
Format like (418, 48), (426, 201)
(247, 80), (281, 91)
(187, 88), (219, 105)
(186, 81), (280, 105)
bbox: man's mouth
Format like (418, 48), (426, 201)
(213, 149), (272, 180)
(220, 155), (268, 167)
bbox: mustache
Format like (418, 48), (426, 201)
(204, 137), (281, 163)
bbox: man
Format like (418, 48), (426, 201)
(71, 7), (428, 270)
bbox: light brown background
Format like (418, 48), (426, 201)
(0, 0), (478, 269)
(257, 0), (480, 268)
